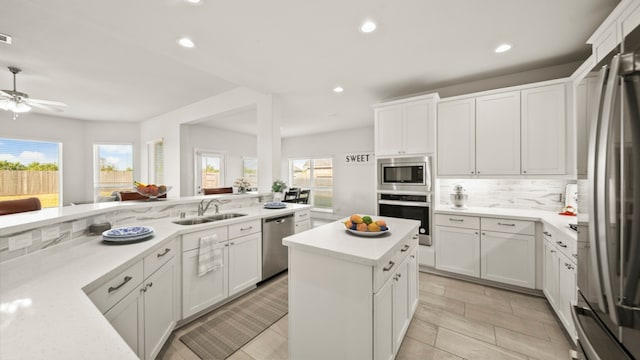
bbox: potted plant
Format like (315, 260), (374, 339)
(233, 177), (252, 194)
(271, 179), (287, 201)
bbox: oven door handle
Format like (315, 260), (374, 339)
(378, 199), (431, 207)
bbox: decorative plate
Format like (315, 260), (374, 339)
(102, 233), (154, 244)
(346, 228), (390, 237)
(103, 226), (154, 238)
(264, 202), (287, 209)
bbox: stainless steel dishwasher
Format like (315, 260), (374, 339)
(261, 213), (295, 280)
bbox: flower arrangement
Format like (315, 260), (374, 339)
(233, 177), (253, 193)
(271, 179), (287, 193)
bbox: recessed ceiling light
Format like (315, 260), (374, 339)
(333, 86), (344, 93)
(495, 44), (512, 53)
(360, 20), (377, 33)
(177, 37), (195, 48)
(185, 0), (202, 3)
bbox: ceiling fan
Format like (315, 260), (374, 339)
(0, 66), (67, 119)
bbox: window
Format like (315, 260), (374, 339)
(242, 158), (258, 189)
(289, 157), (333, 210)
(0, 138), (62, 208)
(148, 139), (164, 184)
(194, 150), (225, 195)
(94, 144), (134, 201)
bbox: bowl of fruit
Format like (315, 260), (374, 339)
(134, 181), (171, 200)
(344, 214), (389, 237)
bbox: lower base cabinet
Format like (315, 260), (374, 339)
(435, 225), (480, 277)
(480, 230), (535, 288)
(103, 254), (177, 360)
(543, 236), (577, 340)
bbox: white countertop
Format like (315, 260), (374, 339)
(283, 216), (421, 267)
(434, 206), (578, 241)
(0, 203), (310, 360)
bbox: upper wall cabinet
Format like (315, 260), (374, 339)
(374, 94), (439, 157)
(521, 84), (566, 175)
(437, 81), (568, 177)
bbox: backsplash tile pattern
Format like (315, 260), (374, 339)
(0, 195), (268, 264)
(438, 179), (574, 212)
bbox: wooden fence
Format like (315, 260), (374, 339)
(0, 170), (59, 195)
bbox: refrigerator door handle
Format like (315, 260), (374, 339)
(597, 53), (621, 324)
(572, 305), (603, 360)
(587, 64), (610, 313)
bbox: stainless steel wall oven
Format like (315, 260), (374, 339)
(378, 193), (431, 246)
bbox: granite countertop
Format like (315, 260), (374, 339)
(434, 206), (578, 241)
(283, 216), (421, 267)
(0, 203), (310, 360)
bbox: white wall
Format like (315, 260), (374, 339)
(282, 127), (376, 218)
(180, 124), (257, 196)
(0, 112), (139, 204)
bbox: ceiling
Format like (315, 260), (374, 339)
(0, 0), (620, 137)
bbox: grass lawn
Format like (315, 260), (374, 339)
(0, 194), (60, 208)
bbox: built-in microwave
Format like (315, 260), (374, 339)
(377, 156), (431, 192)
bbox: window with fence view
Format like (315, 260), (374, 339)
(94, 144), (134, 201)
(0, 138), (61, 208)
(290, 157), (333, 209)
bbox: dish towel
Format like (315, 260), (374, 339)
(198, 234), (223, 276)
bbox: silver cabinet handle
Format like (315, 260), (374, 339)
(410, 255), (415, 259)
(543, 231), (552, 237)
(476, 171), (480, 174)
(482, 232), (486, 236)
(400, 244), (410, 252)
(523, 170), (527, 174)
(146, 282), (153, 288)
(298, 213), (308, 217)
(498, 222), (516, 227)
(383, 261), (395, 272)
(412, 235), (418, 240)
(157, 248), (171, 258)
(108, 276), (132, 293)
(550, 249), (556, 253)
(471, 171), (475, 174)
(449, 218), (464, 222)
(474, 232), (479, 235)
(565, 263), (575, 270)
(556, 241), (568, 248)
(230, 242), (235, 245)
(241, 226), (253, 231)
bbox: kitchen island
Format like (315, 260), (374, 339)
(283, 216), (420, 360)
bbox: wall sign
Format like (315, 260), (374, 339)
(344, 152), (374, 166)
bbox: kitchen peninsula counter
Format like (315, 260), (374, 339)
(0, 201), (310, 360)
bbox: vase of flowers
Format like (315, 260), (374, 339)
(271, 179), (287, 201)
(233, 177), (252, 194)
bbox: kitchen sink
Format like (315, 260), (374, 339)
(172, 213), (246, 225)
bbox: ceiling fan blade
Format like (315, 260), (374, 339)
(27, 102), (64, 112)
(25, 98), (67, 107)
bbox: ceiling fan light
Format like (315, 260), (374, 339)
(12, 102), (31, 113)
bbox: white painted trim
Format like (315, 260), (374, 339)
(438, 78), (570, 103)
(371, 93), (440, 108)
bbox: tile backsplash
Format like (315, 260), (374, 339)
(438, 179), (575, 212)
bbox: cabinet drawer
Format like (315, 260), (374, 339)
(373, 231), (418, 293)
(435, 214), (480, 229)
(88, 260), (143, 314)
(543, 225), (576, 262)
(295, 210), (311, 221)
(229, 219), (261, 239)
(481, 217), (535, 235)
(182, 226), (228, 252)
(144, 238), (177, 278)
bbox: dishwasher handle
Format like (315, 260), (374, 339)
(263, 214), (295, 224)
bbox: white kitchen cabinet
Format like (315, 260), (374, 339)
(543, 238), (560, 308)
(182, 221), (262, 318)
(480, 230), (535, 288)
(437, 98), (476, 175)
(228, 232), (261, 296)
(521, 84), (566, 175)
(392, 260), (409, 352)
(407, 246), (418, 315)
(104, 283), (144, 359)
(374, 274), (394, 360)
(143, 256), (177, 360)
(475, 91), (521, 175)
(182, 241), (228, 318)
(374, 95), (438, 156)
(100, 242), (177, 360)
(294, 209), (312, 234)
(435, 225), (480, 277)
(558, 252), (577, 339)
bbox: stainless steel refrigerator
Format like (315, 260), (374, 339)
(574, 49), (640, 359)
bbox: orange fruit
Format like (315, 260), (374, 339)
(350, 214), (363, 224)
(344, 220), (353, 229)
(356, 223), (368, 232)
(368, 223), (381, 232)
(375, 220), (386, 227)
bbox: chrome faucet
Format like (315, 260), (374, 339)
(198, 199), (231, 216)
(198, 199), (215, 216)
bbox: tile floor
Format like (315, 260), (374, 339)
(158, 272), (572, 360)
